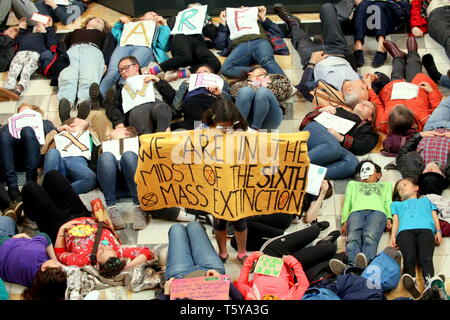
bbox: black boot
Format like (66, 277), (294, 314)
(422, 54), (442, 83)
(273, 3), (301, 27)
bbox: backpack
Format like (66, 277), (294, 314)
(302, 287), (340, 300)
(361, 251), (401, 292)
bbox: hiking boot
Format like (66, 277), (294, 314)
(107, 206), (125, 230)
(273, 3), (300, 27)
(77, 100), (91, 120)
(102, 87), (116, 109)
(89, 82), (101, 110)
(58, 98), (72, 123)
(0, 87), (20, 101)
(401, 273), (421, 299)
(329, 258), (347, 275)
(355, 252), (368, 268)
(133, 205), (148, 230)
(316, 230), (341, 246)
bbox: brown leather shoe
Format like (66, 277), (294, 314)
(383, 40), (406, 59)
(406, 35), (418, 52)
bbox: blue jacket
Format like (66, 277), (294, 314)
(214, 18), (289, 57)
(111, 21), (171, 64)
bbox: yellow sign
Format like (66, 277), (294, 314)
(135, 130), (310, 221)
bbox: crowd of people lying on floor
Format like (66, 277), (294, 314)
(0, 0), (449, 301)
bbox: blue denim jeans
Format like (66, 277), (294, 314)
(304, 121), (359, 179)
(57, 44), (105, 104)
(99, 45), (154, 97)
(43, 149), (97, 194)
(97, 151), (139, 206)
(221, 38), (285, 78)
(165, 222), (226, 279)
(236, 86), (283, 130)
(424, 95), (450, 130)
(0, 126), (42, 188)
(346, 210), (387, 264)
(0, 216), (16, 237)
(440, 75), (450, 90)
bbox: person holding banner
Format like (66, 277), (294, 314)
(94, 126), (148, 231)
(230, 67), (292, 130)
(0, 103), (56, 203)
(147, 4), (221, 82)
(34, 0), (90, 26)
(57, 17), (116, 123)
(217, 6), (286, 79)
(105, 56), (172, 135)
(99, 11), (171, 98)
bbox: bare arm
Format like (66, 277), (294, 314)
(125, 254), (148, 269)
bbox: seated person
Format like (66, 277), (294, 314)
(217, 6), (286, 79)
(0, 26), (19, 74)
(105, 56), (172, 135)
(35, 0), (91, 26)
(94, 126), (148, 231)
(147, 4), (221, 81)
(299, 100), (378, 179)
(99, 11), (170, 98)
(21, 170), (154, 276)
(57, 17), (116, 121)
(42, 117), (99, 195)
(352, 0), (410, 67)
(410, 0), (450, 59)
(0, 17), (57, 101)
(230, 67), (292, 130)
(370, 36), (442, 134)
(0, 103), (56, 202)
(0, 215), (67, 300)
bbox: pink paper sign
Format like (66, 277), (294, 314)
(170, 275), (231, 300)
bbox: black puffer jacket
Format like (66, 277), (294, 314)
(0, 34), (16, 72)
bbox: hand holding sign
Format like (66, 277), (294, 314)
(120, 20), (156, 48)
(8, 109), (45, 145)
(189, 73), (224, 92)
(171, 5), (208, 35)
(226, 7), (260, 41)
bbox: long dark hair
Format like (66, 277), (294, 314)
(22, 267), (67, 300)
(202, 98), (248, 131)
(393, 177), (417, 201)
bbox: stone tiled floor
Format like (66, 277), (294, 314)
(1, 3), (450, 300)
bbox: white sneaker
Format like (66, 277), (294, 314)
(401, 273), (421, 299)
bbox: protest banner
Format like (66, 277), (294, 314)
(171, 5), (208, 35)
(226, 7), (260, 41)
(8, 109), (45, 145)
(254, 255), (283, 277)
(120, 20), (156, 48)
(170, 275), (231, 300)
(136, 130), (310, 221)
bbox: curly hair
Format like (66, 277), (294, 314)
(98, 257), (126, 278)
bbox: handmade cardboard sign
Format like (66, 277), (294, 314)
(314, 112), (356, 135)
(120, 20), (156, 48)
(102, 136), (139, 161)
(122, 75), (156, 114)
(136, 130), (310, 221)
(170, 275), (231, 300)
(226, 7), (260, 41)
(254, 255), (283, 277)
(188, 73), (224, 92)
(54, 131), (92, 159)
(171, 5), (208, 35)
(306, 164), (327, 196)
(8, 109), (45, 145)
(31, 12), (51, 25)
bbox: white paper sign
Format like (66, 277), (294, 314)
(31, 12), (51, 25)
(54, 0), (70, 5)
(120, 21), (156, 48)
(188, 73), (224, 91)
(8, 109), (45, 145)
(171, 5), (208, 35)
(391, 82), (419, 100)
(101, 136), (139, 161)
(54, 131), (92, 160)
(226, 7), (260, 41)
(121, 75), (156, 114)
(314, 112), (356, 135)
(306, 164), (327, 196)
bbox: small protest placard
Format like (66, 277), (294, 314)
(314, 112), (356, 135)
(8, 109), (45, 145)
(170, 275), (231, 300)
(121, 75), (156, 114)
(188, 73), (224, 91)
(120, 20), (156, 48)
(171, 5), (208, 35)
(254, 255), (283, 277)
(102, 136), (139, 161)
(54, 131), (92, 159)
(226, 7), (260, 41)
(31, 12), (51, 25)
(390, 82), (419, 100)
(306, 164), (327, 196)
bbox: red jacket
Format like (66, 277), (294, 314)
(410, 0), (429, 33)
(234, 252), (309, 300)
(371, 73), (442, 134)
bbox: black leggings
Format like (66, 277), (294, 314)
(21, 170), (89, 243)
(397, 229), (435, 279)
(159, 34), (221, 73)
(128, 101), (172, 135)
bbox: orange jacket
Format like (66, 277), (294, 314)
(371, 73), (442, 134)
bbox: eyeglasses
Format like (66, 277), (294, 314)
(119, 63), (136, 74)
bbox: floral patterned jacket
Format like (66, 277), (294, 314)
(230, 74), (293, 103)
